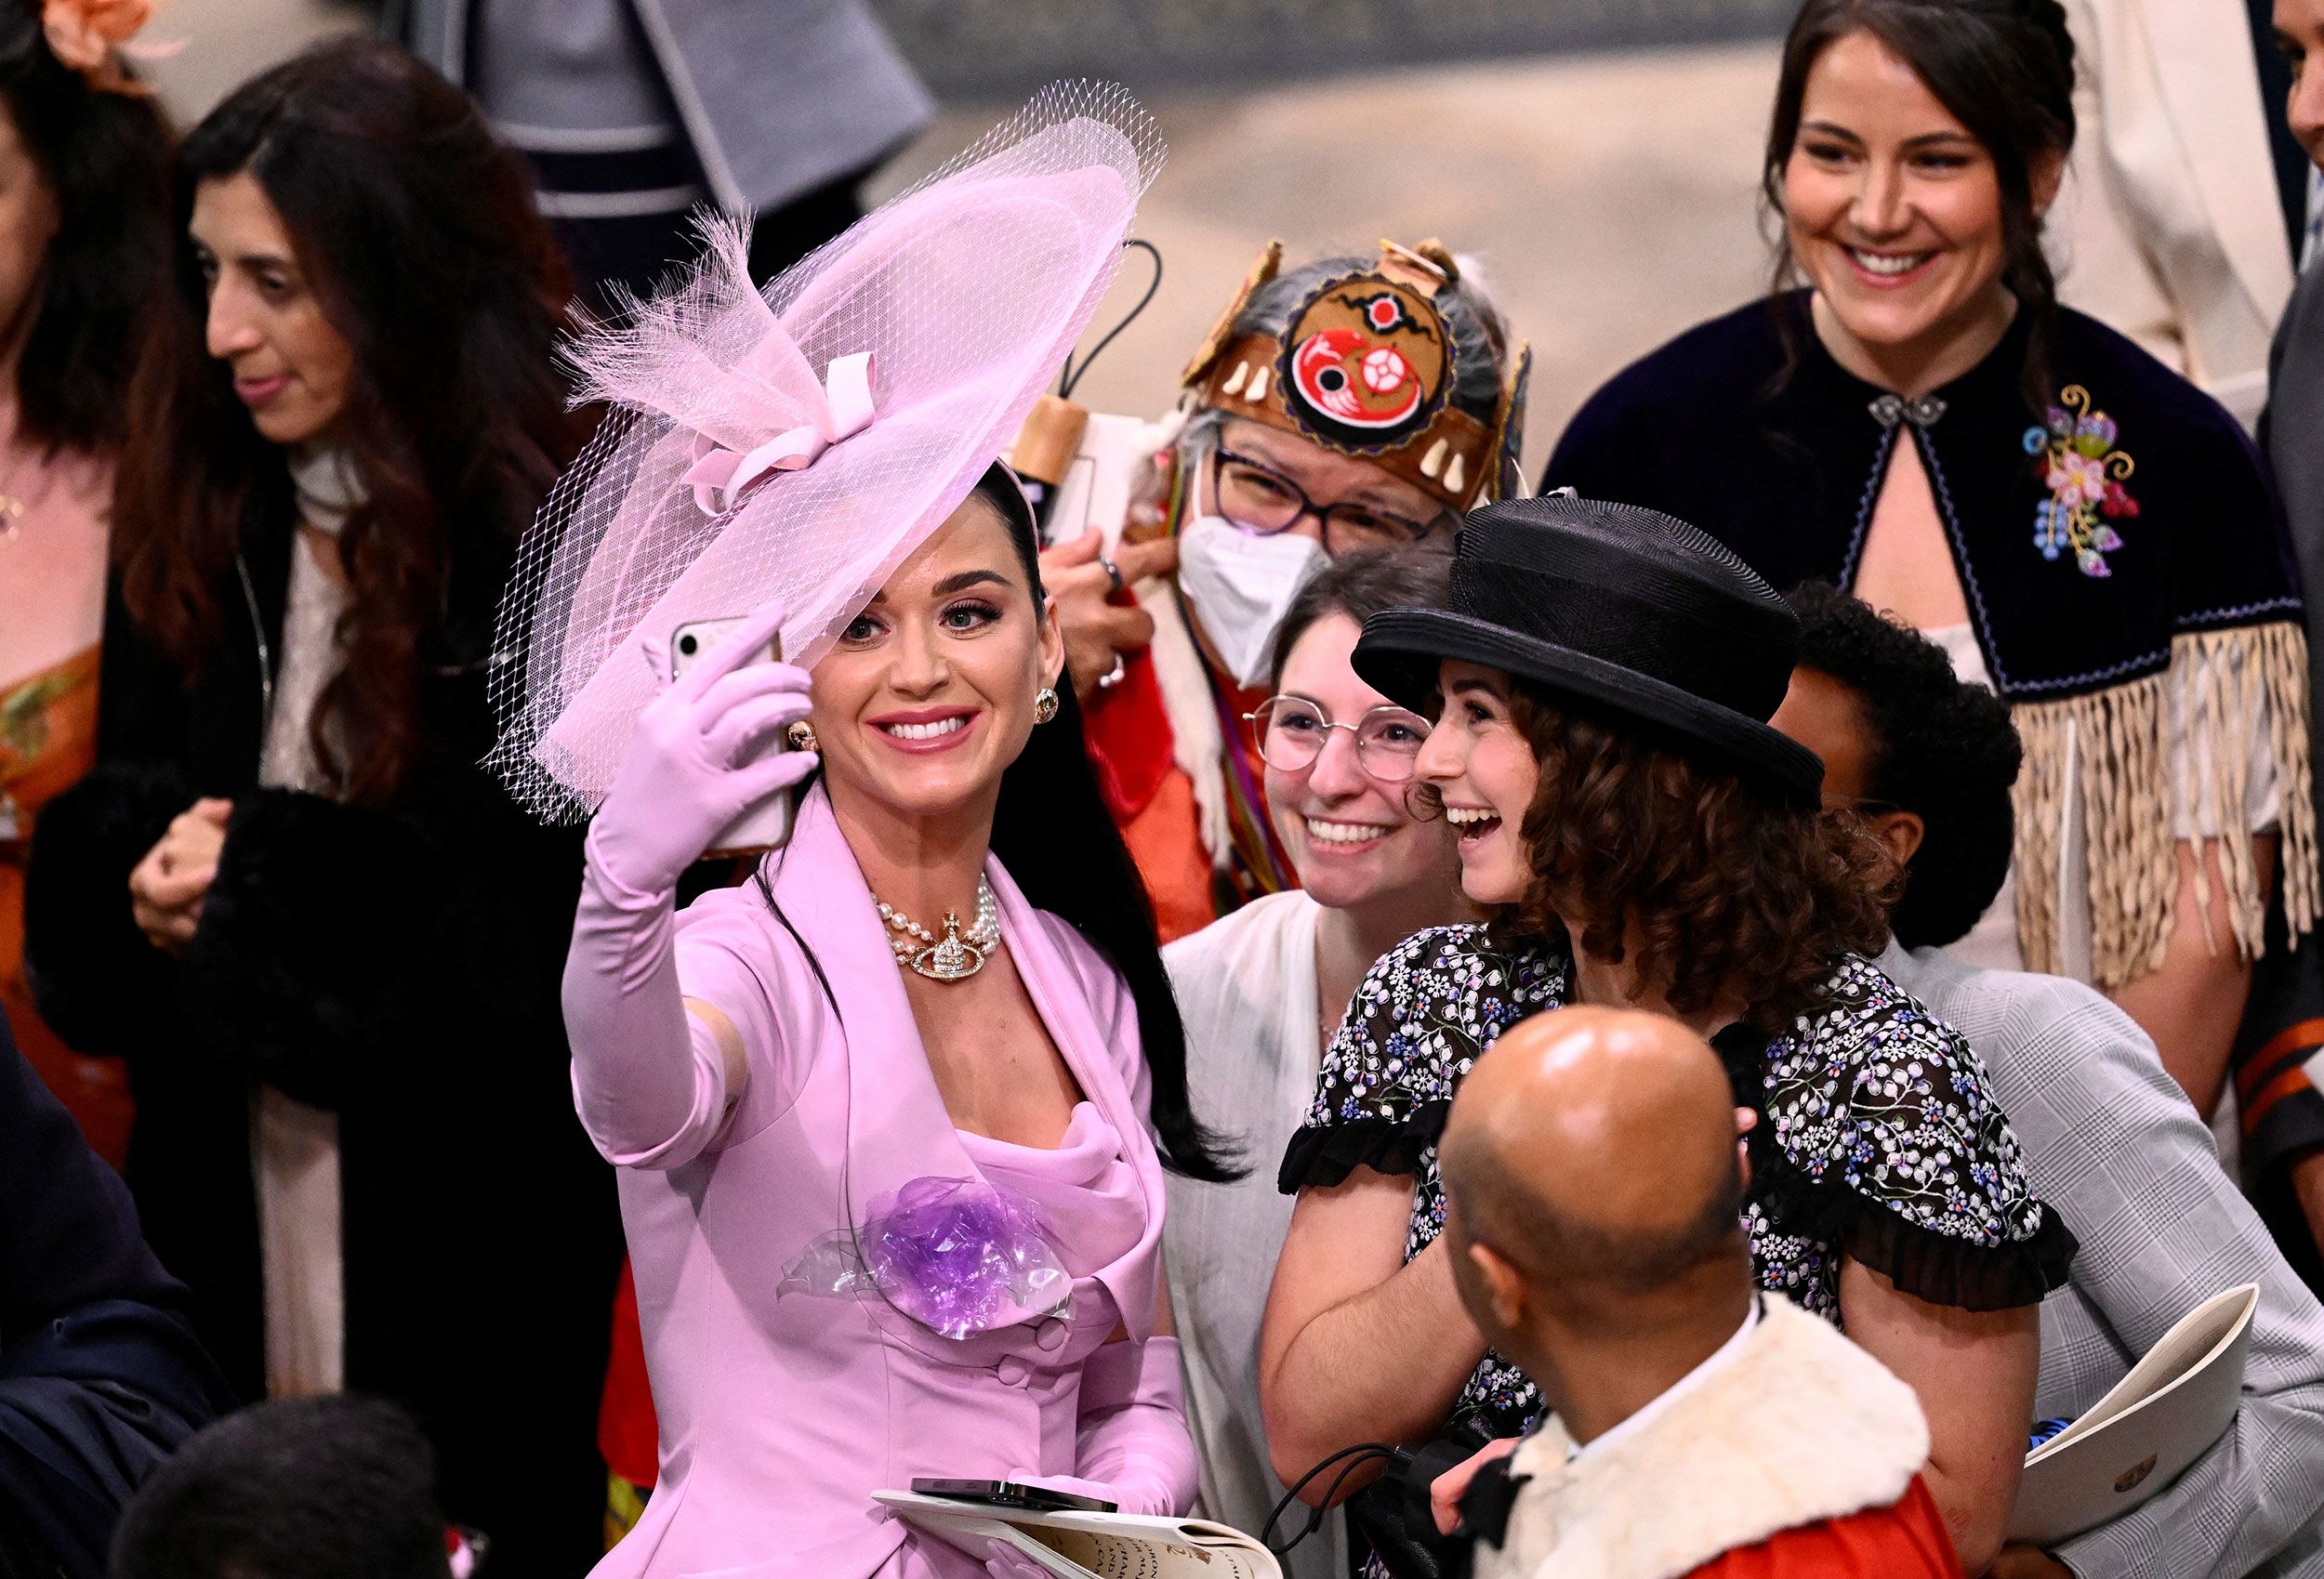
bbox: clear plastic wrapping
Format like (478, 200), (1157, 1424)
(780, 1176), (1071, 1340)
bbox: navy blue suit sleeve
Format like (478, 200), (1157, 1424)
(0, 1008), (232, 1578)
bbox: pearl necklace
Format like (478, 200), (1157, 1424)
(877, 878), (1000, 982)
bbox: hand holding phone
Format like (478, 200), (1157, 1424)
(588, 601), (818, 897)
(668, 616), (801, 858)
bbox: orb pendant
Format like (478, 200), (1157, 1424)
(908, 918), (987, 982)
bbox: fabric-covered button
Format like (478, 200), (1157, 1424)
(996, 1356), (1032, 1388)
(1034, 1319), (1067, 1353)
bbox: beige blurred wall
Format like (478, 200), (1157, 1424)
(872, 46), (1782, 469)
(142, 5), (1781, 469)
(143, 0), (365, 121)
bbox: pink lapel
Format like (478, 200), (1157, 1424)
(983, 862), (1163, 1344)
(761, 783), (1162, 1349)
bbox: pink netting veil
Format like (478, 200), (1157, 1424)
(488, 82), (1164, 821)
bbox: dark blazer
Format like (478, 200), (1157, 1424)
(22, 481), (624, 1578)
(0, 1004), (232, 1579)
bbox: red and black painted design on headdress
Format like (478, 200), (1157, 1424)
(1179, 239), (1529, 513)
(1278, 279), (1452, 452)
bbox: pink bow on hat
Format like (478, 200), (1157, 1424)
(680, 351), (877, 516)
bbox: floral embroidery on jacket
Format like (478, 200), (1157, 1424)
(2024, 384), (2138, 577)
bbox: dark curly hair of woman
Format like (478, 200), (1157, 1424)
(1788, 582), (2022, 949)
(1490, 687), (1900, 1033)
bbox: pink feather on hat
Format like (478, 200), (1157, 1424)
(488, 83), (1164, 822)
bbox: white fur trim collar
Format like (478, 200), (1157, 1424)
(1479, 1297), (1932, 1579)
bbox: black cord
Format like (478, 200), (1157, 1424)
(1261, 1442), (1408, 1557)
(1057, 239), (1163, 401)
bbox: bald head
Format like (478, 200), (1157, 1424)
(1442, 1006), (1749, 1319)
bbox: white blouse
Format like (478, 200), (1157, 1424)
(251, 449), (360, 1399)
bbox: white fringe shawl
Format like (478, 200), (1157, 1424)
(2012, 621), (2319, 987)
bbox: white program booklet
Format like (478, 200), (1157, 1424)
(2007, 1283), (2259, 1546)
(873, 1490), (1283, 1579)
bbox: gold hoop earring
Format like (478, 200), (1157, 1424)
(1033, 687), (1059, 725)
(786, 720), (819, 753)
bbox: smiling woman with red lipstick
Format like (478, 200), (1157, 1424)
(1547, 0), (2318, 1170)
(522, 86), (1248, 1577)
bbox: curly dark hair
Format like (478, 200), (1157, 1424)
(0, 4), (172, 453)
(1789, 583), (2021, 948)
(1488, 686), (1900, 1033)
(114, 37), (581, 807)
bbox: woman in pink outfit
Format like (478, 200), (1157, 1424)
(563, 462), (1236, 1578)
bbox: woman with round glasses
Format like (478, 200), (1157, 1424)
(1032, 239), (1524, 941)
(1162, 547), (1468, 1576)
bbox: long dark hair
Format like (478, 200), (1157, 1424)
(114, 36), (581, 805)
(976, 467), (1241, 1181)
(1763, 0), (2077, 405)
(0, 4), (171, 453)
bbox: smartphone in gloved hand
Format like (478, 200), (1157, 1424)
(668, 615), (798, 857)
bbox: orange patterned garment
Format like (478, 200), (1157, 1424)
(0, 428), (131, 1166)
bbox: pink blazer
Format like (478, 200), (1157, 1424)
(587, 786), (1167, 1578)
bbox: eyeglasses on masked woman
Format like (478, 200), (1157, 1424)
(1210, 443), (1456, 557)
(1245, 694), (1431, 782)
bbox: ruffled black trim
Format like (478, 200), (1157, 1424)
(1276, 1101), (1450, 1194)
(1745, 1125), (2079, 1312)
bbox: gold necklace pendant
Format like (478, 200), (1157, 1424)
(0, 495), (22, 542)
(907, 915), (989, 982)
(878, 877), (1001, 984)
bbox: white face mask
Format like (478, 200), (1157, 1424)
(1176, 511), (1328, 689)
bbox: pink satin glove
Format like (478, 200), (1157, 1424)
(1012, 1336), (1197, 1519)
(563, 599), (818, 1168)
(982, 1539), (1054, 1579)
(588, 598), (820, 899)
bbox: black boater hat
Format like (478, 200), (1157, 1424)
(1353, 493), (1825, 805)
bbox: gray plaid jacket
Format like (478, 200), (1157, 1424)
(1883, 943), (2324, 1577)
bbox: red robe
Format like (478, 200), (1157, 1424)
(1685, 1477), (1961, 1579)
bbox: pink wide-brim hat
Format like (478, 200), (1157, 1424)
(489, 83), (1163, 822)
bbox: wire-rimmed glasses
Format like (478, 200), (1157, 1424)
(1211, 444), (1456, 556)
(1245, 695), (1431, 782)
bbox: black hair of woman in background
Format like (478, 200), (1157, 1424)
(0, 0), (172, 1171)
(23, 36), (622, 1575)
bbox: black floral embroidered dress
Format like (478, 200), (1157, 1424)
(1277, 926), (2074, 1441)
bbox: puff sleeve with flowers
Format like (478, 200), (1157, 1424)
(1276, 925), (1566, 1196)
(1716, 955), (2077, 1322)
